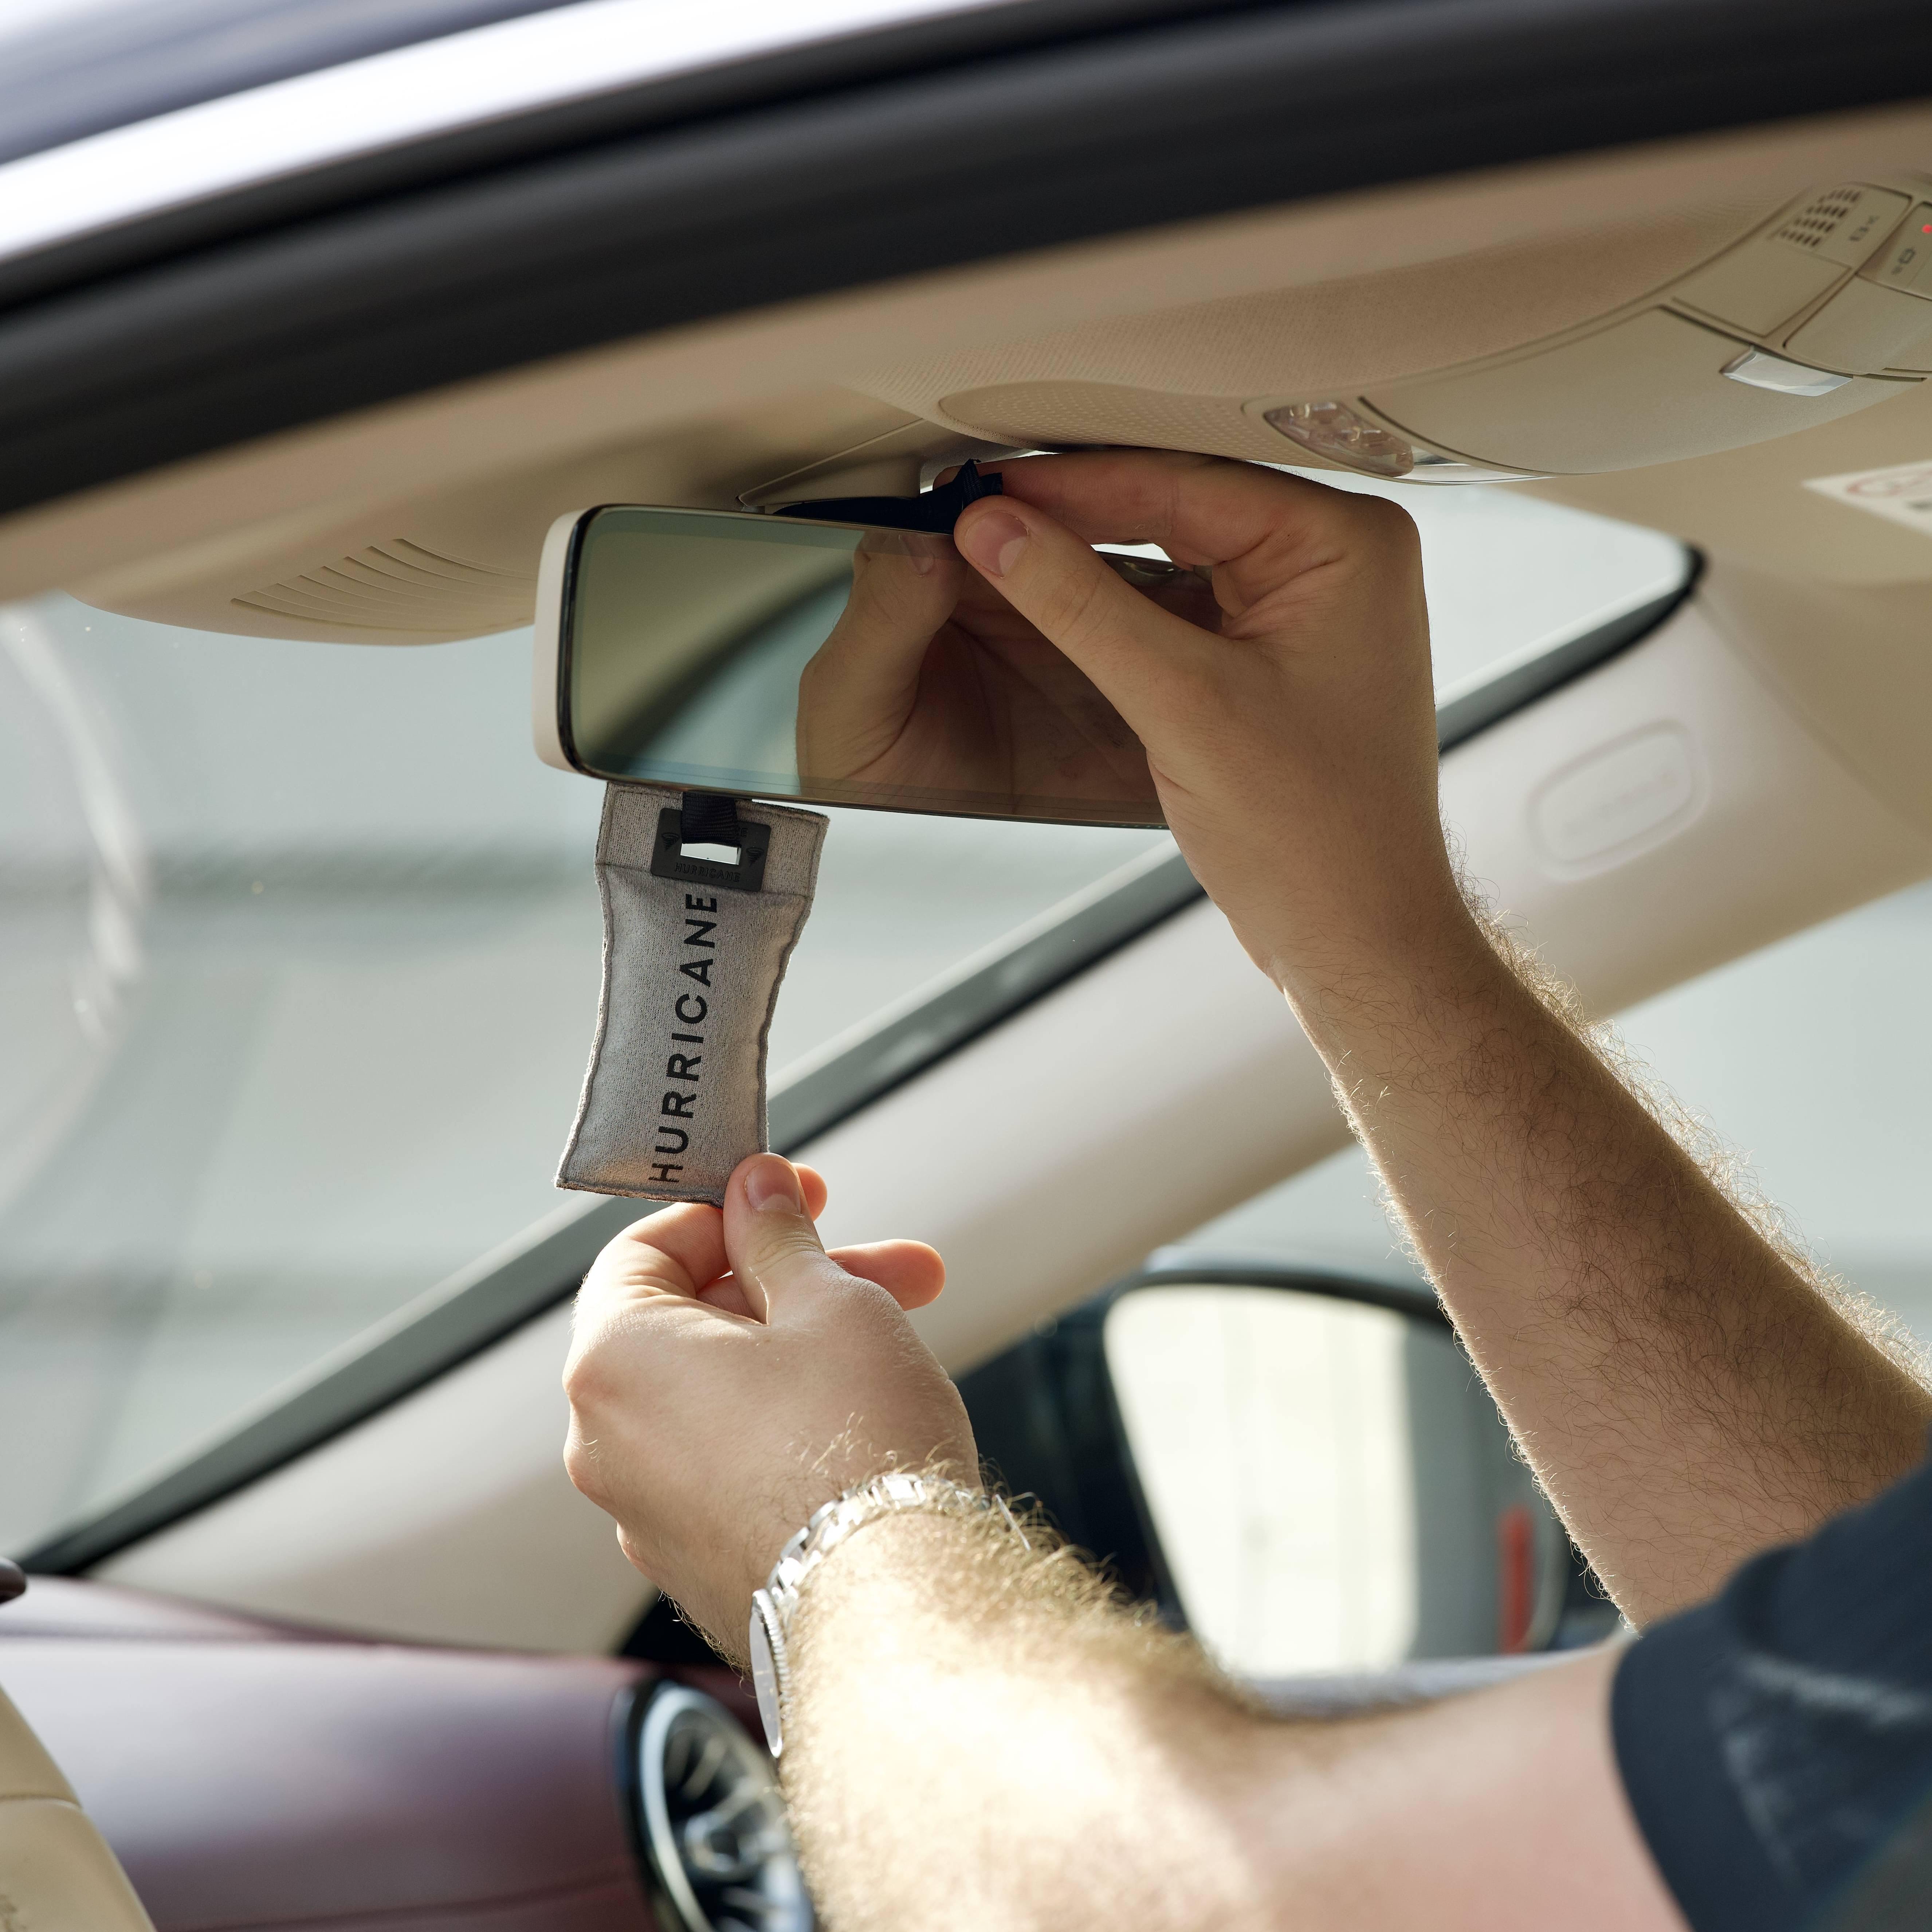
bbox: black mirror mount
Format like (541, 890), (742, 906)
(770, 458), (1005, 533)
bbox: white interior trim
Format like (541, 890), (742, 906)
(0, 0), (1018, 267)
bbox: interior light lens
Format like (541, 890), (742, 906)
(1262, 400), (1415, 478)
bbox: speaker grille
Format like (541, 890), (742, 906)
(234, 540), (535, 634)
(1770, 185), (1873, 254)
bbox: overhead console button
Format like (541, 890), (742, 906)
(1786, 278), (1932, 376)
(1858, 204), (1932, 296)
(1673, 245), (1843, 336)
(1672, 186), (1919, 336)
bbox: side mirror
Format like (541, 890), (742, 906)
(957, 1267), (1618, 1679)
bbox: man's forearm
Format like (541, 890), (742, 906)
(1277, 898), (1932, 1625)
(780, 1509), (1674, 1932)
(783, 1510), (1276, 1932)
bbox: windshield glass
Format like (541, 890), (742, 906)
(0, 484), (1688, 1555)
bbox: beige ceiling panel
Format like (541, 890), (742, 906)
(6, 101), (1932, 628)
(939, 381), (1299, 462)
(74, 392), (928, 641)
(870, 207), (1780, 432)
(1523, 373), (1932, 582)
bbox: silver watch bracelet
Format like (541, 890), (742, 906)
(747, 1471), (1021, 1755)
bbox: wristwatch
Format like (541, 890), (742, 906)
(747, 1471), (1015, 1756)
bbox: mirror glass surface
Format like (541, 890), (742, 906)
(1104, 1283), (1563, 1678)
(563, 506), (1166, 824)
(558, 488), (1692, 824)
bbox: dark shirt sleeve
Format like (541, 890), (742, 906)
(1612, 1442), (1932, 1932)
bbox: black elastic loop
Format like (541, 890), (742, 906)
(679, 790), (742, 848)
(771, 458), (1004, 533)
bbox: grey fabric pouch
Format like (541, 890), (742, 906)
(556, 783), (828, 1205)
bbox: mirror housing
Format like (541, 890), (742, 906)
(532, 494), (1173, 825)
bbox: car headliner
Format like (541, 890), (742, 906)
(2, 0), (1932, 529)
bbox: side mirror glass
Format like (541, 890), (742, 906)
(1102, 1280), (1575, 1677)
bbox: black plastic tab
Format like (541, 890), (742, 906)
(678, 790), (743, 848)
(650, 793), (769, 893)
(772, 458), (1003, 533)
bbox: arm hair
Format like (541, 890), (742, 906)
(1305, 856), (1932, 1625)
(782, 1503), (1678, 1932)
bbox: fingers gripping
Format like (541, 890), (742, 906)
(723, 1154), (848, 1323)
(719, 1160), (945, 1321)
(573, 1165), (829, 1322)
(951, 498), (1213, 724)
(574, 1157), (939, 1335)
(700, 1241), (944, 1320)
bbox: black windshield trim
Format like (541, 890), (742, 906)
(16, 564), (1693, 1576)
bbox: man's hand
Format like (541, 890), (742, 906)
(794, 530), (1197, 814)
(952, 451), (1463, 988)
(562, 1153), (975, 1653)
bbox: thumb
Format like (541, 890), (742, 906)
(952, 497), (1213, 724)
(722, 1154), (841, 1323)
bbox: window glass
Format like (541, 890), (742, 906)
(0, 483), (1685, 1554)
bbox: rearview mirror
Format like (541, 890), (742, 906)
(532, 499), (1192, 825)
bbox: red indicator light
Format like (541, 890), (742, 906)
(1922, 223), (1932, 232)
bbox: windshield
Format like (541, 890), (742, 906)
(0, 484), (1688, 1556)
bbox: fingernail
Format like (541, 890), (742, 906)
(955, 511), (1029, 578)
(744, 1157), (802, 1214)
